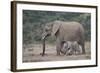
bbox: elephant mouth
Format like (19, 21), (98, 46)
(42, 33), (50, 40)
(42, 35), (46, 40)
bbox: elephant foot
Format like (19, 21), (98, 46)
(56, 53), (61, 56)
(57, 54), (60, 56)
(66, 53), (72, 56)
(40, 53), (47, 56)
(82, 51), (86, 54)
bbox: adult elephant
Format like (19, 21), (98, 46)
(41, 20), (85, 56)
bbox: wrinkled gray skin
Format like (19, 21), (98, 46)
(61, 41), (83, 55)
(42, 20), (85, 55)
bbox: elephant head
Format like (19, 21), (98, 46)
(42, 21), (61, 40)
(41, 21), (61, 56)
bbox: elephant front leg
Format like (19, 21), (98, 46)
(56, 45), (61, 56)
(56, 39), (62, 56)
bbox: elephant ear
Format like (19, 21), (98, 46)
(51, 21), (61, 36)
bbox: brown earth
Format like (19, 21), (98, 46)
(23, 42), (91, 62)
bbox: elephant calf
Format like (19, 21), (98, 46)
(61, 41), (82, 55)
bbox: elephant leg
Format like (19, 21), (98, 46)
(82, 43), (85, 54)
(56, 46), (60, 55)
(79, 41), (85, 54)
(56, 39), (62, 55)
(78, 39), (85, 54)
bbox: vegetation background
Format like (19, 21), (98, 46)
(23, 10), (91, 45)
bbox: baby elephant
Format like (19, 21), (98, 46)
(61, 41), (82, 55)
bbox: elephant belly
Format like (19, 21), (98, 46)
(64, 34), (79, 41)
(60, 29), (80, 42)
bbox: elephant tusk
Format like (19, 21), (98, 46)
(42, 36), (46, 40)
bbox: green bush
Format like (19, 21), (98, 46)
(23, 10), (91, 45)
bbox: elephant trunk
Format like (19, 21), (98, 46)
(41, 38), (46, 56)
(41, 33), (47, 56)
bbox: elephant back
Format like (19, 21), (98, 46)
(58, 21), (84, 42)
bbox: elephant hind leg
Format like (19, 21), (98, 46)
(82, 43), (85, 54)
(78, 41), (85, 54)
(80, 42), (85, 54)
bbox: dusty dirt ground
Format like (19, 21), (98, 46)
(23, 42), (91, 62)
